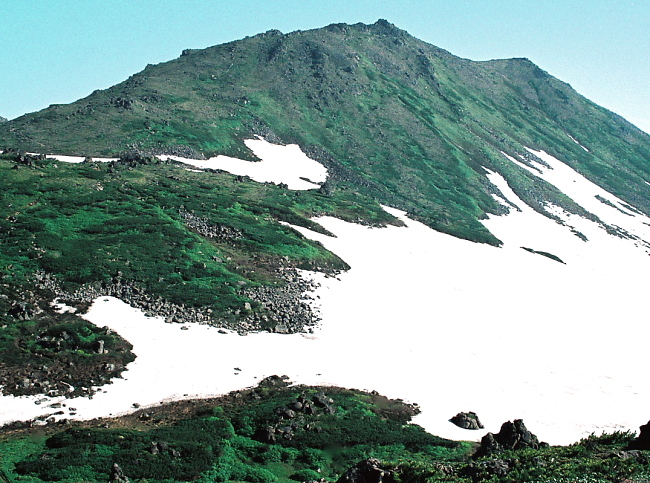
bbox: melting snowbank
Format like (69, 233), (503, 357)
(27, 154), (119, 163)
(3, 144), (650, 446)
(29, 138), (328, 190)
(3, 196), (650, 444)
(159, 138), (327, 190)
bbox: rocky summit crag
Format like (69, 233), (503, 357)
(3, 19), (649, 245)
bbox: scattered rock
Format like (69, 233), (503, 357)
(337, 458), (395, 483)
(450, 411), (484, 430)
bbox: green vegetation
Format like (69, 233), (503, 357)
(389, 431), (650, 483)
(2, 383), (650, 483)
(2, 21), (649, 245)
(0, 383), (470, 482)
(0, 151), (392, 309)
(521, 247), (566, 264)
(0, 151), (395, 396)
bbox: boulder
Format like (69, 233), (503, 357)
(475, 419), (543, 457)
(336, 458), (395, 483)
(630, 420), (650, 450)
(450, 411), (484, 430)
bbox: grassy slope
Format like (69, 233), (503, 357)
(0, 383), (469, 483)
(1, 21), (649, 245)
(0, 152), (395, 396)
(2, 382), (650, 483)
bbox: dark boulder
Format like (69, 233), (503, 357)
(258, 374), (291, 388)
(630, 420), (650, 450)
(475, 419), (544, 457)
(450, 411), (484, 430)
(336, 458), (395, 483)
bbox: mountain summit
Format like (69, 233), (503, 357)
(3, 20), (649, 244)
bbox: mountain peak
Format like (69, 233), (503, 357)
(1, 21), (649, 246)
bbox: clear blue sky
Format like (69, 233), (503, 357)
(1, 0), (649, 133)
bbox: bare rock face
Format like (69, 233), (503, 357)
(475, 419), (545, 457)
(336, 458), (395, 483)
(450, 411), (484, 430)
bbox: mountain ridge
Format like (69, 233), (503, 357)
(2, 20), (649, 245)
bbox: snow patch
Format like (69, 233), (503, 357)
(26, 153), (119, 163)
(3, 201), (650, 445)
(501, 148), (650, 247)
(159, 138), (328, 190)
(568, 134), (589, 152)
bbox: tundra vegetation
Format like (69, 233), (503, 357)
(0, 151), (394, 396)
(2, 381), (650, 482)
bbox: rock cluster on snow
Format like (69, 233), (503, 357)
(475, 419), (545, 457)
(450, 411), (484, 430)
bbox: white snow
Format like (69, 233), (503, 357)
(3, 143), (650, 447)
(158, 138), (328, 190)
(504, 148), (650, 247)
(568, 134), (589, 152)
(26, 153), (118, 163)
(25, 139), (327, 191)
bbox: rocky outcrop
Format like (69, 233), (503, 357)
(34, 271), (215, 327)
(450, 411), (484, 430)
(630, 420), (650, 450)
(475, 419), (545, 457)
(34, 253), (321, 334)
(254, 390), (335, 443)
(336, 458), (395, 483)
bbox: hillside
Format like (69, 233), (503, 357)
(3, 20), (649, 245)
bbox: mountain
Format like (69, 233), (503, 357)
(2, 19), (650, 483)
(3, 19), (649, 245)
(0, 116), (7, 123)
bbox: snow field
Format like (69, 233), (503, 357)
(2, 143), (650, 447)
